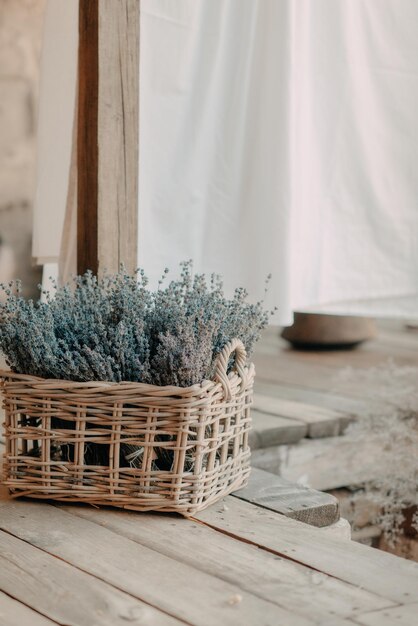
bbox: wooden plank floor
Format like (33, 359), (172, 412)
(1, 321), (418, 624)
(0, 487), (417, 625)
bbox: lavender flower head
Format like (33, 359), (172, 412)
(0, 262), (274, 386)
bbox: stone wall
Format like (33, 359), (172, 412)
(0, 0), (47, 297)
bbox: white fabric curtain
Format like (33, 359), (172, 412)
(33, 0), (418, 324)
(287, 0), (418, 320)
(139, 0), (292, 321)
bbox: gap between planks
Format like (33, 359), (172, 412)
(350, 602), (418, 626)
(252, 393), (353, 438)
(0, 589), (58, 626)
(192, 497), (418, 606)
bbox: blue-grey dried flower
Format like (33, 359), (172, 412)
(0, 263), (273, 386)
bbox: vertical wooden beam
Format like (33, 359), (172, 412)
(78, 0), (99, 275)
(77, 0), (139, 276)
(97, 0), (139, 275)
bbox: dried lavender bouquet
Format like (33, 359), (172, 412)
(0, 262), (273, 469)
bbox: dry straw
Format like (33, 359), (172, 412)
(1, 339), (254, 514)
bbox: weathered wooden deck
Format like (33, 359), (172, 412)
(1, 479), (418, 625)
(1, 321), (418, 625)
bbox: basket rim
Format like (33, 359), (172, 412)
(0, 363), (255, 397)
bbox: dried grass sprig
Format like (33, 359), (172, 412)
(335, 361), (418, 545)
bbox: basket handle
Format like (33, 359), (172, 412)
(214, 339), (247, 400)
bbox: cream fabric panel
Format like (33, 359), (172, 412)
(289, 0), (418, 318)
(139, 0), (418, 322)
(32, 0), (78, 264)
(139, 0), (291, 319)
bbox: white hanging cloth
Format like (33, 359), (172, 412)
(287, 0), (418, 321)
(33, 0), (418, 324)
(139, 0), (292, 320)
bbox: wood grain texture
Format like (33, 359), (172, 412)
(194, 497), (418, 605)
(0, 529), (180, 626)
(97, 0), (139, 274)
(77, 0), (139, 275)
(0, 500), (308, 626)
(63, 503), (394, 624)
(233, 467), (340, 527)
(0, 591), (57, 626)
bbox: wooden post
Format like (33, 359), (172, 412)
(77, 0), (139, 276)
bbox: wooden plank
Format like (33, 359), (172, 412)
(252, 350), (417, 398)
(249, 410), (307, 449)
(354, 603), (418, 626)
(251, 434), (390, 490)
(0, 530), (181, 626)
(0, 500), (310, 626)
(233, 467), (339, 527)
(193, 497), (418, 605)
(0, 591), (57, 626)
(63, 504), (394, 623)
(253, 349), (343, 393)
(78, 0), (139, 275)
(253, 393), (351, 438)
(254, 379), (367, 418)
(97, 0), (139, 274)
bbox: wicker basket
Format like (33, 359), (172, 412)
(1, 339), (254, 514)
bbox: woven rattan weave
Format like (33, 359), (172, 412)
(1, 339), (254, 514)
